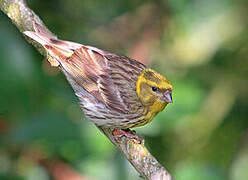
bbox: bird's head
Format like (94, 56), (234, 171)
(136, 69), (172, 110)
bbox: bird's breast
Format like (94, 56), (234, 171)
(145, 100), (167, 122)
(133, 100), (167, 128)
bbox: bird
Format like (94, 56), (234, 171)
(23, 23), (173, 141)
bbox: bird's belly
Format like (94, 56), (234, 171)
(132, 101), (167, 128)
(131, 111), (157, 128)
(82, 99), (164, 129)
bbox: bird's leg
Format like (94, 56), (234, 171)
(112, 128), (144, 144)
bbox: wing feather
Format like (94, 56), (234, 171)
(24, 28), (146, 114)
(62, 47), (146, 114)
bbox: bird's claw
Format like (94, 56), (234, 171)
(112, 129), (144, 144)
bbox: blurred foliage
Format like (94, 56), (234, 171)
(0, 0), (248, 179)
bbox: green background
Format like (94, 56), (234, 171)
(0, 0), (248, 179)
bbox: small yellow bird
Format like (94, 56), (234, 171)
(23, 23), (172, 139)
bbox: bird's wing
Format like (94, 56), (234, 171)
(23, 28), (146, 113)
(62, 46), (146, 114)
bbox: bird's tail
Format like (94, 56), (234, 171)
(23, 23), (82, 66)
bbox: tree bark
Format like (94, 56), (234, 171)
(0, 0), (175, 179)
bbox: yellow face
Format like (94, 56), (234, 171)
(136, 69), (173, 108)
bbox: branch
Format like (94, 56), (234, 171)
(0, 1), (174, 179)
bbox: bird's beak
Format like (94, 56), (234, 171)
(164, 90), (172, 103)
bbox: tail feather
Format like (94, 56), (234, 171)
(23, 31), (51, 47)
(23, 28), (83, 68)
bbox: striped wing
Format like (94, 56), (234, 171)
(61, 46), (146, 114)
(23, 28), (146, 114)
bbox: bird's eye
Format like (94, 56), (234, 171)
(152, 87), (158, 92)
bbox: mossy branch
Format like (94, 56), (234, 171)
(0, 0), (174, 179)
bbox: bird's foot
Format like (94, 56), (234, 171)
(112, 129), (144, 144)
